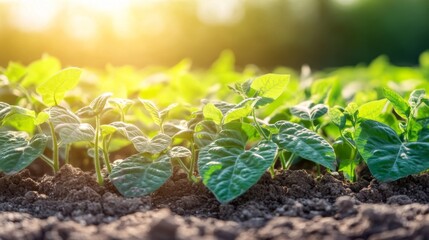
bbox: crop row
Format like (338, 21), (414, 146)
(1, 51), (429, 203)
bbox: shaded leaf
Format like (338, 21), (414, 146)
(272, 121), (336, 171)
(110, 154), (172, 197)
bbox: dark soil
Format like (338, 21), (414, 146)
(1, 165), (429, 239)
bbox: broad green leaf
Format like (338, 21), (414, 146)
(110, 154), (172, 197)
(290, 100), (328, 121)
(34, 112), (49, 125)
(338, 158), (359, 182)
(408, 89), (425, 109)
(250, 74), (290, 103)
(355, 120), (429, 182)
(169, 146), (192, 158)
(1, 105), (36, 133)
(109, 122), (145, 139)
(345, 102), (359, 116)
(193, 120), (219, 148)
(4, 62), (26, 83)
(55, 123), (95, 145)
(159, 103), (178, 122)
(163, 121), (193, 140)
(223, 98), (256, 124)
(358, 99), (400, 133)
(36, 67), (82, 106)
(273, 121), (336, 171)
(382, 88), (410, 118)
(203, 103), (223, 125)
(139, 99), (161, 126)
(49, 106), (80, 127)
(132, 134), (172, 154)
(0, 132), (48, 174)
(310, 77), (340, 106)
(198, 134), (278, 203)
(329, 108), (346, 129)
(21, 55), (61, 88)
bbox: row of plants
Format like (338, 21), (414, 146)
(1, 51), (429, 203)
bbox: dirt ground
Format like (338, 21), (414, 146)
(1, 164), (429, 240)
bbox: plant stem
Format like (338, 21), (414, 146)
(65, 144), (71, 165)
(285, 152), (295, 170)
(48, 121), (59, 173)
(40, 154), (54, 168)
(279, 151), (287, 170)
(252, 109), (269, 140)
(188, 142), (197, 182)
(94, 116), (104, 185)
(102, 135), (112, 173)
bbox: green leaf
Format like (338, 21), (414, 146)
(382, 88), (410, 118)
(272, 121), (336, 171)
(290, 100), (328, 121)
(110, 154), (172, 197)
(36, 67), (82, 106)
(4, 62), (26, 83)
(1, 105), (36, 133)
(329, 108), (346, 129)
(139, 99), (161, 126)
(223, 98), (256, 124)
(203, 103), (223, 125)
(21, 55), (61, 88)
(101, 124), (117, 136)
(193, 120), (219, 148)
(55, 123), (95, 145)
(408, 89), (425, 109)
(159, 103), (178, 122)
(48, 106), (80, 127)
(358, 99), (400, 133)
(355, 120), (429, 182)
(249, 74), (290, 104)
(34, 112), (49, 126)
(132, 134), (172, 154)
(0, 132), (48, 174)
(89, 92), (113, 115)
(198, 134), (278, 203)
(109, 122), (145, 139)
(169, 146), (192, 158)
(334, 138), (358, 181)
(109, 98), (134, 111)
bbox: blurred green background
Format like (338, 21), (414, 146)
(0, 0), (428, 69)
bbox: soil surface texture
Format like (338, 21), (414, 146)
(1, 164), (429, 240)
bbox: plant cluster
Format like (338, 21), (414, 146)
(1, 51), (429, 203)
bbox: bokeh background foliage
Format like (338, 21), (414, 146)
(0, 0), (428, 69)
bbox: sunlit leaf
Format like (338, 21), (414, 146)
(0, 132), (47, 174)
(36, 67), (82, 106)
(203, 103), (223, 125)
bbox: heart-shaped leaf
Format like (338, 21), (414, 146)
(36, 67), (82, 106)
(355, 119), (429, 182)
(382, 88), (410, 119)
(248, 74), (290, 106)
(109, 122), (145, 139)
(132, 134), (172, 154)
(193, 120), (219, 148)
(198, 126), (278, 203)
(0, 132), (48, 174)
(55, 123), (95, 145)
(0, 104), (36, 133)
(203, 103), (223, 125)
(76, 93), (112, 118)
(290, 100), (328, 121)
(109, 154), (172, 197)
(272, 120), (336, 171)
(169, 146), (192, 158)
(223, 98), (256, 124)
(49, 106), (80, 127)
(139, 99), (161, 126)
